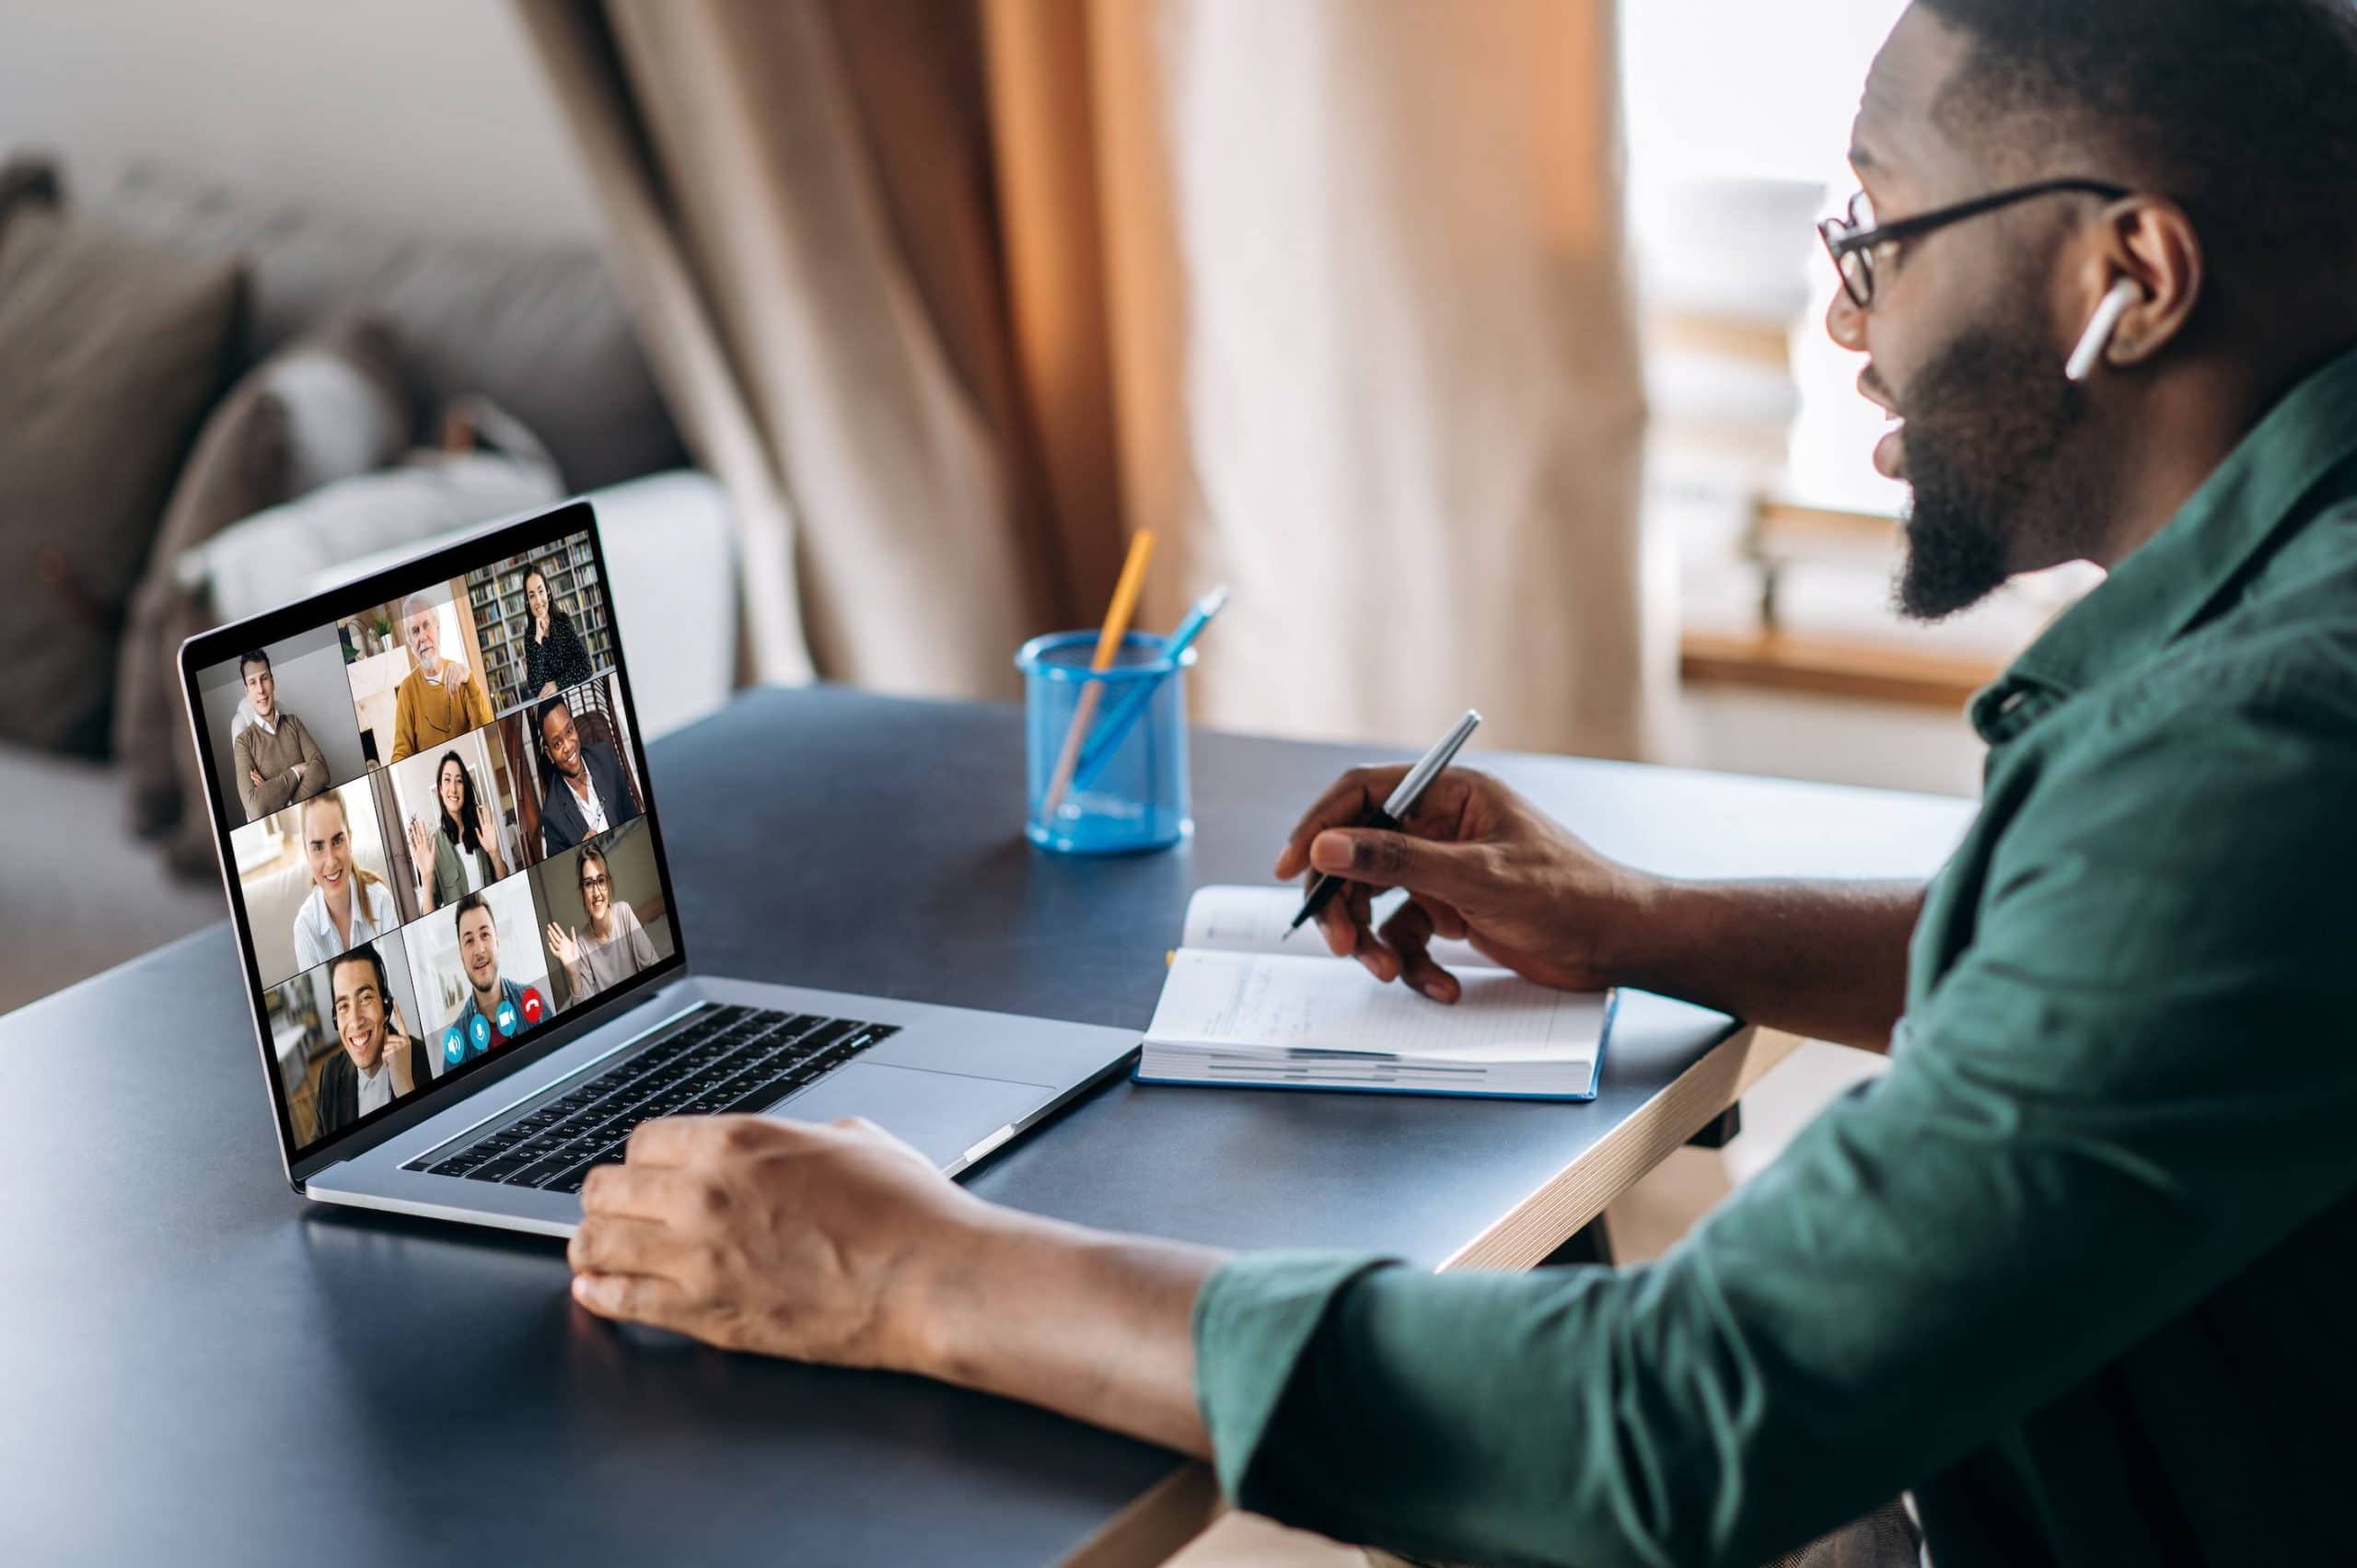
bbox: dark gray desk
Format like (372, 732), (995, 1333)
(0, 689), (1973, 1565)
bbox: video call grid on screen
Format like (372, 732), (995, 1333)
(183, 506), (687, 1167)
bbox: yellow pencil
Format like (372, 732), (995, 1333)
(1041, 529), (1156, 819)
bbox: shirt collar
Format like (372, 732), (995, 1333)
(1970, 342), (2357, 743)
(303, 881), (381, 936)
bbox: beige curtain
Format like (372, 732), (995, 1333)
(518, 0), (1652, 755)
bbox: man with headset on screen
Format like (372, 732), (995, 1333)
(563, 4), (2357, 1563)
(312, 943), (431, 1140)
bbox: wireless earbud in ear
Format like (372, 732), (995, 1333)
(2065, 278), (2143, 382)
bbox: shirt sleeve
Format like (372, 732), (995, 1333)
(292, 905), (325, 972)
(296, 715), (327, 786)
(389, 679), (416, 763)
(233, 727), (266, 820)
(1193, 685), (2357, 1568)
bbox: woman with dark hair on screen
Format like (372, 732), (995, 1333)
(520, 564), (595, 701)
(406, 750), (511, 915)
(545, 842), (656, 1005)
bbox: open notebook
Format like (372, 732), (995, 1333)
(1138, 885), (1613, 1098)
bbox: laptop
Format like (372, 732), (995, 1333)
(179, 500), (1137, 1236)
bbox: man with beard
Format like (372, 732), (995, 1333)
(563, 4), (2357, 1563)
(312, 944), (430, 1141)
(447, 892), (545, 1063)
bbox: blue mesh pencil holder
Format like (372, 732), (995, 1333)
(1016, 631), (1194, 854)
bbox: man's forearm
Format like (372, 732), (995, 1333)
(908, 1205), (1224, 1458)
(1614, 878), (1923, 1051)
(253, 767), (296, 816)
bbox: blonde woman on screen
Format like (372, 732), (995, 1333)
(545, 843), (656, 1004)
(290, 791), (400, 972)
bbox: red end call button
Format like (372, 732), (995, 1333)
(520, 988), (545, 1025)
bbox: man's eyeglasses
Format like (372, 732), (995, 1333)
(1818, 177), (2129, 308)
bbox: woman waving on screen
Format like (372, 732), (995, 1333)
(408, 751), (510, 915)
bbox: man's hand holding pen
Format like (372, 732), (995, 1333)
(1273, 765), (1645, 1002)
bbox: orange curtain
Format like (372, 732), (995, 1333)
(520, 0), (1653, 753)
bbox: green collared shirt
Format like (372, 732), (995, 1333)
(1193, 346), (2357, 1567)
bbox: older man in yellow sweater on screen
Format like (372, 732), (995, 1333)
(389, 592), (491, 763)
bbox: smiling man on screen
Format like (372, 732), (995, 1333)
(563, 5), (2357, 1563)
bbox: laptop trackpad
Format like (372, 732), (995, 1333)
(766, 1063), (1053, 1168)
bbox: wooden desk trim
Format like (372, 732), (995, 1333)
(1056, 1023), (1799, 1566)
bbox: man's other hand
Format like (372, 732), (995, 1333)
(570, 1115), (976, 1368)
(1273, 766), (1648, 999)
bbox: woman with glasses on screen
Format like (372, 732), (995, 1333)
(544, 842), (656, 1005)
(520, 565), (595, 702)
(290, 791), (401, 972)
(406, 751), (511, 915)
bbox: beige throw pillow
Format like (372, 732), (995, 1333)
(0, 208), (244, 754)
(115, 318), (408, 837)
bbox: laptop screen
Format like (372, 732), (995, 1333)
(184, 505), (684, 1167)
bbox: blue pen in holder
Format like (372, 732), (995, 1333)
(1017, 631), (1194, 854)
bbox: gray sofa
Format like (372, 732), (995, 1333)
(0, 164), (738, 1016)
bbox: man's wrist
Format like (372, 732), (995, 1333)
(887, 1199), (1225, 1456)
(889, 1198), (1054, 1382)
(1589, 870), (1705, 995)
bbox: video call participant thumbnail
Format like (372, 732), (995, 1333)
(520, 565), (596, 701)
(545, 842), (657, 1005)
(446, 891), (550, 1064)
(292, 790), (401, 973)
(232, 649), (329, 822)
(409, 750), (511, 915)
(536, 692), (638, 855)
(390, 592), (492, 763)
(313, 944), (432, 1140)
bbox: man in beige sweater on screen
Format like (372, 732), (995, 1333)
(229, 648), (327, 824)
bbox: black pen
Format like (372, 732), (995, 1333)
(1285, 709), (1482, 938)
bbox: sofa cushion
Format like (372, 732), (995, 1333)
(114, 316), (411, 837)
(99, 163), (685, 492)
(0, 206), (244, 755)
(0, 154), (63, 244)
(188, 432), (563, 627)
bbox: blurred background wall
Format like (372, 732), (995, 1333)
(0, 0), (598, 245)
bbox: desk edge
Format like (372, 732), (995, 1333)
(1055, 1023), (1800, 1568)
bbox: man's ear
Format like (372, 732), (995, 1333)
(2081, 196), (2203, 371)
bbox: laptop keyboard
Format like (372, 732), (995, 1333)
(405, 1005), (897, 1194)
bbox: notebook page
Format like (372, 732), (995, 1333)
(1147, 949), (1606, 1065)
(1180, 885), (1488, 970)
